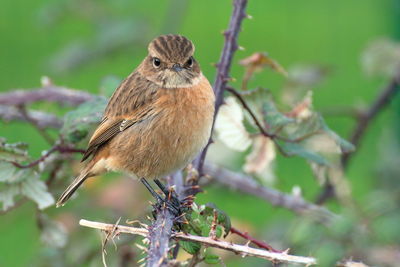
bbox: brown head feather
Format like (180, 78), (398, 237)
(148, 34), (195, 62)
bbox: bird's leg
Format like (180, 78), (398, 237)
(140, 177), (164, 204)
(154, 179), (181, 211)
(140, 178), (181, 218)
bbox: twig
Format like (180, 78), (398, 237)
(0, 85), (93, 106)
(194, 0), (248, 175)
(203, 161), (339, 225)
(227, 86), (321, 144)
(226, 87), (274, 138)
(9, 145), (85, 169)
(342, 72), (400, 167)
(230, 226), (280, 252)
(316, 71), (400, 204)
(0, 105), (62, 129)
(79, 219), (317, 266)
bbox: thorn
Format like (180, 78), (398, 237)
(238, 46), (245, 51)
(246, 14), (253, 19)
(135, 244), (148, 252)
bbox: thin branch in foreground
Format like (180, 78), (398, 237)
(230, 226), (281, 253)
(79, 219), (317, 266)
(194, 0), (248, 175)
(203, 161), (339, 225)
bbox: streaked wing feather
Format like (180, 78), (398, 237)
(81, 71), (157, 161)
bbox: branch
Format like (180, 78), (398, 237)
(316, 71), (400, 204)
(9, 145), (85, 168)
(226, 87), (274, 138)
(146, 172), (184, 266)
(203, 161), (339, 225)
(79, 219), (317, 266)
(342, 72), (400, 167)
(230, 226), (280, 252)
(146, 208), (175, 267)
(0, 85), (93, 106)
(194, 0), (248, 174)
(0, 105), (62, 128)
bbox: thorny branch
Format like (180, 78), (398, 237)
(194, 0), (248, 175)
(79, 219), (318, 266)
(230, 226), (280, 252)
(80, 219), (370, 267)
(316, 71), (400, 204)
(146, 173), (184, 267)
(145, 0), (249, 265)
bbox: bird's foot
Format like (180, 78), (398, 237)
(140, 178), (188, 227)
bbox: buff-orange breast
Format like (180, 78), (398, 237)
(104, 74), (215, 179)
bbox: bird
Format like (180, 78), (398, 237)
(56, 34), (215, 208)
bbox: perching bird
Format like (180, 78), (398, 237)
(56, 34), (215, 207)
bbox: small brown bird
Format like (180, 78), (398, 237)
(56, 34), (215, 207)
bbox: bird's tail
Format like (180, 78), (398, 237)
(56, 168), (92, 208)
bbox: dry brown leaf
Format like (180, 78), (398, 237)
(286, 90), (313, 119)
(239, 52), (288, 90)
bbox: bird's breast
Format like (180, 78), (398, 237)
(109, 75), (215, 179)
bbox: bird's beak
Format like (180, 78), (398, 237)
(172, 63), (183, 72)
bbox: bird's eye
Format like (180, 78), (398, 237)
(153, 57), (161, 68)
(186, 57), (193, 68)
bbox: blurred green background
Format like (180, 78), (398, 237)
(1, 0), (399, 266)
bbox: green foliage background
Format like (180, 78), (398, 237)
(0, 0), (398, 266)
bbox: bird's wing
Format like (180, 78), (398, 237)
(81, 72), (157, 161)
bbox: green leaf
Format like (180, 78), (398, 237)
(203, 203), (232, 237)
(61, 96), (107, 143)
(0, 138), (29, 162)
(261, 99), (295, 131)
(39, 214), (68, 248)
(201, 224), (211, 237)
(243, 88), (294, 131)
(0, 184), (20, 211)
(204, 253), (220, 264)
(279, 142), (329, 165)
(20, 174), (55, 209)
(319, 117), (355, 153)
(179, 240), (201, 255)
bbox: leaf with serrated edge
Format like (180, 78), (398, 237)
(0, 185), (20, 211)
(20, 175), (55, 209)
